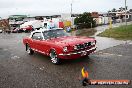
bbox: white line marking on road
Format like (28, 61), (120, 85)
(3, 49), (8, 51)
(11, 55), (20, 59)
(100, 52), (123, 57)
(118, 55), (123, 57)
(40, 68), (43, 70)
(42, 67), (45, 69)
(129, 42), (132, 45)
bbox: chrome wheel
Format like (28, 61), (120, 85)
(50, 50), (60, 64)
(26, 45), (34, 55)
(27, 47), (31, 54)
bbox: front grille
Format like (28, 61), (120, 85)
(75, 42), (91, 50)
(87, 42), (91, 46)
(76, 44), (85, 49)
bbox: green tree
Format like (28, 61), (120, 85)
(129, 9), (132, 12)
(112, 8), (117, 12)
(74, 12), (96, 29)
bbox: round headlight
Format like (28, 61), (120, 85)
(91, 41), (95, 45)
(63, 47), (68, 52)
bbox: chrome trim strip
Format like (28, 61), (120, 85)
(32, 48), (46, 54)
(59, 47), (97, 56)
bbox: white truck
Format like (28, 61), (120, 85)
(20, 20), (55, 31)
(20, 20), (42, 30)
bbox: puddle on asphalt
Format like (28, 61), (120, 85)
(95, 37), (125, 51)
(129, 42), (132, 45)
(70, 26), (125, 51)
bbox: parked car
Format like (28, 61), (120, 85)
(23, 28), (96, 64)
(12, 28), (23, 33)
(21, 25), (33, 33)
(20, 20), (42, 30)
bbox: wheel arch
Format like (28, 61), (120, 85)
(49, 48), (57, 54)
(49, 46), (62, 56)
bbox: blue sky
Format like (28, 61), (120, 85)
(0, 0), (132, 18)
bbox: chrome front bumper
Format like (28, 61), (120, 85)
(59, 47), (97, 56)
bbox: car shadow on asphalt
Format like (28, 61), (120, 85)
(27, 52), (95, 65)
(61, 56), (91, 64)
(33, 52), (94, 65)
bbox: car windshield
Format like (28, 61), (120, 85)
(43, 29), (70, 40)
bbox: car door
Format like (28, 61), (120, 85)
(40, 40), (51, 55)
(39, 31), (52, 55)
(31, 32), (43, 52)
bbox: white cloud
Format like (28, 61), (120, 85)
(0, 0), (132, 18)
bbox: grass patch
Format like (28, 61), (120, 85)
(97, 24), (132, 40)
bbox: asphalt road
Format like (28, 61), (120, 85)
(0, 33), (132, 88)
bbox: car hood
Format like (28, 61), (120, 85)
(47, 36), (95, 47)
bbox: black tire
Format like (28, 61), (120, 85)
(26, 44), (34, 55)
(49, 50), (60, 65)
(82, 82), (87, 86)
(85, 55), (90, 59)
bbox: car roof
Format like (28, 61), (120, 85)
(30, 28), (64, 38)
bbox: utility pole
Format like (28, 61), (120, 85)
(124, 0), (128, 44)
(71, 0), (73, 28)
(0, 17), (2, 29)
(71, 2), (72, 18)
(125, 0), (127, 29)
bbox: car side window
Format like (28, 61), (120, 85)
(32, 32), (43, 40)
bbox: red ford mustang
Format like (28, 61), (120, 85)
(23, 28), (96, 64)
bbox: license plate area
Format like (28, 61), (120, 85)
(81, 51), (87, 56)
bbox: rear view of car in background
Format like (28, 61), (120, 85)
(12, 28), (23, 33)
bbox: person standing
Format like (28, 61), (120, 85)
(81, 67), (91, 86)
